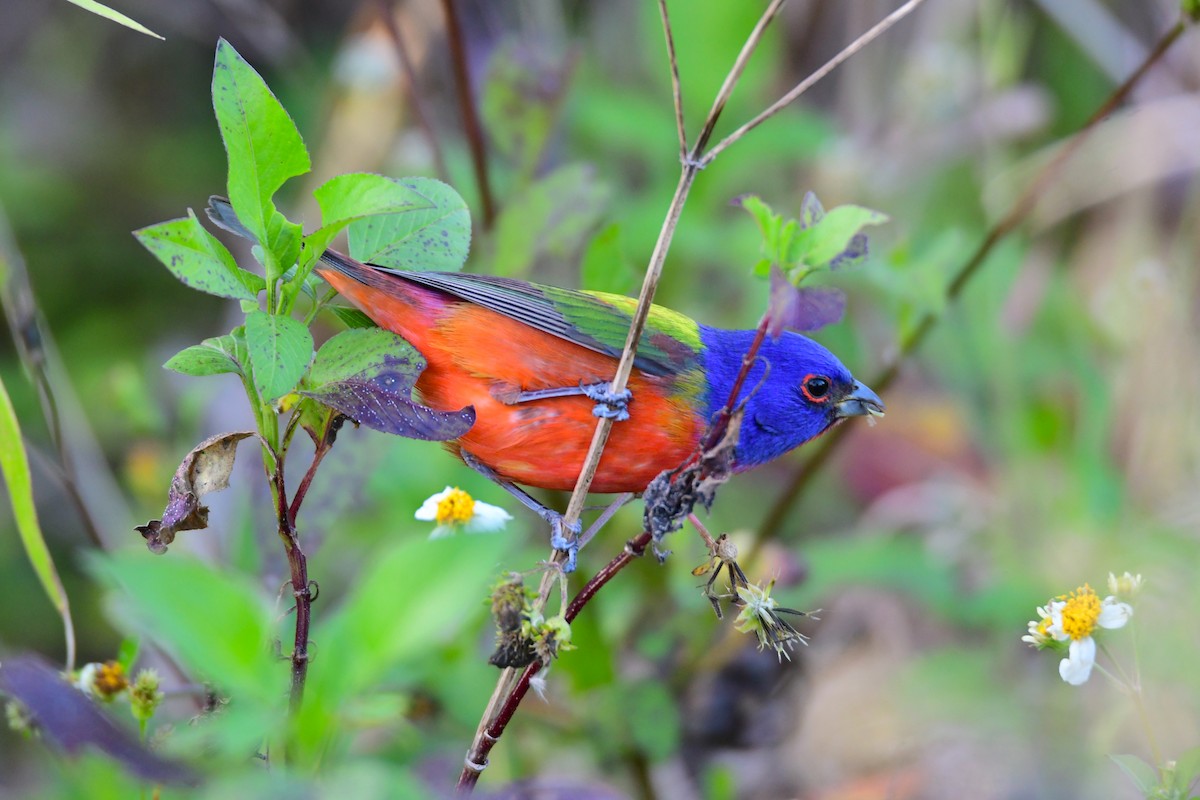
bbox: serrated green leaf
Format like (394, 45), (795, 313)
(134, 212), (261, 300)
(244, 311), (313, 402)
(307, 173), (424, 256)
(346, 177), (471, 271)
(163, 334), (246, 377)
(802, 204), (888, 268)
(301, 327), (473, 441)
(62, 0), (163, 39)
(491, 164), (609, 277)
(1110, 754), (1160, 793)
(212, 38), (310, 260)
(308, 327), (422, 387)
(0, 375), (74, 659)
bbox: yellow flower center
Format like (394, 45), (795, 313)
(1036, 617), (1051, 637)
(436, 488), (475, 526)
(1058, 584), (1101, 640)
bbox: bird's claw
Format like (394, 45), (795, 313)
(581, 382), (632, 422)
(547, 515), (583, 573)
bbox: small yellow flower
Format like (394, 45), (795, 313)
(129, 669), (163, 723)
(415, 486), (512, 538)
(1024, 582), (1132, 685)
(77, 661), (129, 701)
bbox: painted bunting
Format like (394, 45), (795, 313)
(206, 198), (884, 568)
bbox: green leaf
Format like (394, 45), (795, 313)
(491, 164), (610, 277)
(244, 311), (313, 402)
(0, 375), (74, 660)
(62, 0), (163, 39)
(801, 204), (888, 269)
(1174, 745), (1200, 792)
(327, 306), (377, 330)
(580, 223), (637, 295)
(307, 327), (421, 387)
(211, 38), (310, 261)
(134, 212), (262, 300)
(91, 552), (282, 700)
(163, 333), (246, 377)
(308, 173), (425, 255)
(1110, 754), (1160, 793)
(301, 327), (474, 441)
(346, 177), (471, 271)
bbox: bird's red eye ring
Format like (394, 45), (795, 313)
(801, 374), (831, 403)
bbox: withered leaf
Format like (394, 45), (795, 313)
(135, 431), (258, 554)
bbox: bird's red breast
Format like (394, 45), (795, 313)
(320, 268), (705, 492)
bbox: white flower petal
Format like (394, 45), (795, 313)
(415, 487), (454, 521)
(1059, 636), (1097, 685)
(1045, 600), (1068, 641)
(428, 524), (455, 539)
(464, 500), (513, 534)
(1097, 598), (1133, 629)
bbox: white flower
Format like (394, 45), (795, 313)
(1037, 584), (1132, 685)
(1107, 571), (1144, 601)
(415, 486), (512, 538)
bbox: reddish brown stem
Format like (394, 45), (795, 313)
(439, 0), (496, 228)
(456, 532), (652, 793)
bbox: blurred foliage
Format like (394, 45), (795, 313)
(2, 1), (1200, 799)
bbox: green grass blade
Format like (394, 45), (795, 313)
(0, 374), (76, 668)
(61, 0), (164, 40)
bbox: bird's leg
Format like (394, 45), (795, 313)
(496, 381), (633, 421)
(461, 451), (583, 573)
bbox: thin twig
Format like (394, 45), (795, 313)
(272, 459), (312, 718)
(375, 0), (450, 181)
(657, 0), (687, 161)
(700, 0), (926, 167)
(456, 531), (652, 792)
(439, 0), (496, 228)
(756, 17), (1189, 540)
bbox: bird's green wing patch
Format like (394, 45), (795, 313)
(392, 270), (700, 377)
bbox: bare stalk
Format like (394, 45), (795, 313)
(439, 0), (496, 228)
(375, 0), (450, 182)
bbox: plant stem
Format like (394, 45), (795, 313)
(439, 0), (495, 228)
(456, 531), (652, 793)
(272, 458), (311, 717)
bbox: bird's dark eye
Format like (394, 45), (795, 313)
(801, 375), (831, 403)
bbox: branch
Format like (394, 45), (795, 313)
(439, 0), (496, 228)
(756, 16), (1190, 541)
(700, 0), (927, 167)
(456, 531), (652, 792)
(376, 0), (450, 182)
(656, 0), (687, 162)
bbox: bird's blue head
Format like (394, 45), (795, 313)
(698, 326), (884, 470)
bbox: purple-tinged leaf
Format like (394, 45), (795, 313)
(767, 266), (845, 336)
(0, 655), (198, 785)
(303, 328), (475, 441)
(829, 232), (869, 270)
(800, 191), (825, 229)
(135, 431), (257, 554)
(302, 371), (474, 441)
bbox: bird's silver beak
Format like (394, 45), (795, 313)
(835, 381), (885, 419)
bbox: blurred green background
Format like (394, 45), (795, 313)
(2, 1), (1199, 798)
